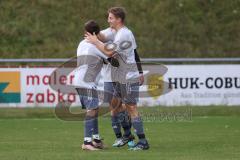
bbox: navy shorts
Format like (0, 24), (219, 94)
(103, 82), (117, 103)
(76, 87), (99, 110)
(113, 82), (139, 105)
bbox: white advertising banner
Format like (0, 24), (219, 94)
(142, 65), (240, 106)
(0, 65), (239, 107)
(0, 68), (78, 107)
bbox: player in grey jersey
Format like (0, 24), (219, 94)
(100, 27), (144, 148)
(74, 20), (118, 151)
(85, 7), (149, 150)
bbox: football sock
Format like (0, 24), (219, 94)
(132, 116), (147, 142)
(92, 115), (99, 135)
(111, 115), (122, 138)
(84, 115), (95, 139)
(118, 111), (132, 137)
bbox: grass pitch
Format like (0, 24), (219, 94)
(0, 107), (240, 160)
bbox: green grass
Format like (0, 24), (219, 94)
(1, 106), (240, 119)
(0, 116), (240, 160)
(0, 106), (240, 159)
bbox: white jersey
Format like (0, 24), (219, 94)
(100, 28), (116, 82)
(73, 39), (108, 89)
(101, 27), (139, 82)
(101, 27), (116, 43)
(113, 26), (139, 83)
(114, 26), (137, 63)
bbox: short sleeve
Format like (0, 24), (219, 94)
(91, 47), (108, 59)
(101, 28), (116, 42)
(113, 29), (134, 55)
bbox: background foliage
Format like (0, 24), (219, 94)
(1, 0), (240, 58)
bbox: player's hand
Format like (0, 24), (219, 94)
(84, 32), (98, 45)
(139, 73), (144, 86)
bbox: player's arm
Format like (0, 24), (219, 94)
(97, 32), (107, 43)
(134, 49), (144, 85)
(99, 28), (115, 43)
(85, 32), (114, 57)
(93, 47), (108, 59)
(92, 40), (119, 67)
(134, 49), (143, 74)
(93, 47), (119, 67)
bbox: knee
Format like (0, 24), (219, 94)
(111, 104), (127, 116)
(110, 110), (116, 116)
(127, 105), (136, 113)
(110, 99), (122, 115)
(126, 105), (138, 118)
(110, 98), (122, 109)
(86, 108), (99, 117)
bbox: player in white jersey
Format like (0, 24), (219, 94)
(85, 7), (149, 150)
(100, 27), (144, 147)
(74, 20), (118, 151)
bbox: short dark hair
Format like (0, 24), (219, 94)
(108, 7), (126, 22)
(84, 20), (100, 35)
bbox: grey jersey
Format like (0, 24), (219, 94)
(74, 40), (107, 89)
(112, 26), (139, 83)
